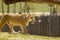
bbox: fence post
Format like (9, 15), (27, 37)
(14, 3), (16, 13)
(49, 4), (53, 15)
(53, 5), (58, 36)
(19, 2), (22, 14)
(7, 5), (10, 13)
(2, 0), (4, 15)
(48, 4), (53, 36)
(53, 5), (57, 15)
(56, 7), (59, 36)
(24, 2), (26, 13)
(7, 0), (10, 13)
(24, 2), (30, 14)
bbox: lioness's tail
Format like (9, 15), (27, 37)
(0, 15), (8, 29)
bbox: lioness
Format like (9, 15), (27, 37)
(0, 13), (35, 34)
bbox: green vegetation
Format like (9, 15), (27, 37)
(0, 0), (60, 13)
(0, 2), (49, 13)
(0, 32), (60, 40)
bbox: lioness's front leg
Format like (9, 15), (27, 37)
(23, 26), (27, 34)
(20, 25), (27, 34)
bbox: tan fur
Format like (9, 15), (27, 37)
(0, 13), (35, 34)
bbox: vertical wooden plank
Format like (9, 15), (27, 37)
(47, 16), (49, 36)
(48, 4), (53, 36)
(57, 15), (59, 36)
(48, 15), (52, 36)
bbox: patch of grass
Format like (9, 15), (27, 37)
(0, 38), (8, 40)
(0, 32), (60, 40)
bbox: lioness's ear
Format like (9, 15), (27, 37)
(27, 13), (30, 16)
(33, 13), (36, 16)
(31, 13), (36, 17)
(26, 14), (29, 17)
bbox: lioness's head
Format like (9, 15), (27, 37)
(28, 13), (36, 24)
(21, 13), (36, 24)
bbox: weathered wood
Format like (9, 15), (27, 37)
(4, 0), (60, 5)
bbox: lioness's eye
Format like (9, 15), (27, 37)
(31, 17), (32, 18)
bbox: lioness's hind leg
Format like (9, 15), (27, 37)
(20, 26), (24, 34)
(0, 15), (8, 32)
(8, 24), (15, 34)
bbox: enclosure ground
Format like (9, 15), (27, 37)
(0, 32), (60, 40)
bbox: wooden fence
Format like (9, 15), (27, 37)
(1, 15), (60, 37)
(27, 15), (60, 37)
